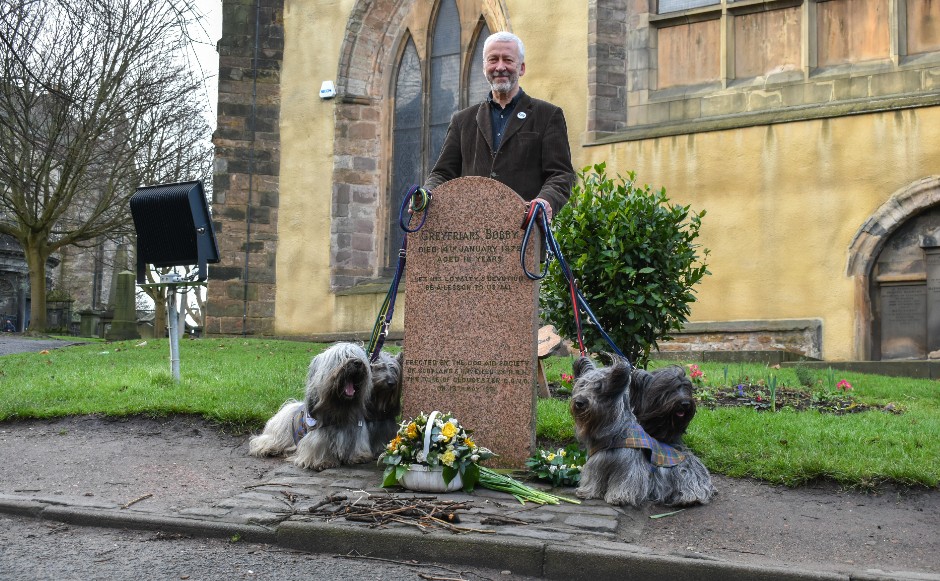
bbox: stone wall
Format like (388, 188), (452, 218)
(205, 0), (283, 336)
(656, 319), (823, 360)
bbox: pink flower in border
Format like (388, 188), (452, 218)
(837, 379), (853, 391)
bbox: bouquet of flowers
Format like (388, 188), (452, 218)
(525, 444), (586, 487)
(380, 411), (495, 492)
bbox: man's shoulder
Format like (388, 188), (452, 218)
(454, 102), (484, 121)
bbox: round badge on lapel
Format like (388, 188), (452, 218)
(517, 112), (527, 119)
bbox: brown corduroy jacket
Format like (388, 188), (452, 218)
(423, 91), (575, 215)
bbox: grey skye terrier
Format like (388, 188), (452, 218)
(570, 356), (714, 507)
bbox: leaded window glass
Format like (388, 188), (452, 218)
(389, 39), (422, 261)
(468, 22), (491, 105)
(429, 0), (461, 165)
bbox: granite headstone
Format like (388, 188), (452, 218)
(402, 176), (540, 467)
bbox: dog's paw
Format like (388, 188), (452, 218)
(605, 492), (645, 507)
(575, 487), (594, 500)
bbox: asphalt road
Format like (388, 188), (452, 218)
(0, 513), (537, 581)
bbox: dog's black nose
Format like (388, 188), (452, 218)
(572, 398), (587, 411)
(680, 400), (693, 411)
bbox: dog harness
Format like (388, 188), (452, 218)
(592, 421), (686, 468)
(289, 406), (365, 445)
(290, 406), (318, 445)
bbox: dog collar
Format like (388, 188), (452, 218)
(591, 421), (686, 468)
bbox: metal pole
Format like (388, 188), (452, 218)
(167, 285), (180, 382)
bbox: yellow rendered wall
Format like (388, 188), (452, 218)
(278, 0), (362, 337)
(578, 109), (940, 360)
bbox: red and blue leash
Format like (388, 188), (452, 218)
(519, 201), (625, 360)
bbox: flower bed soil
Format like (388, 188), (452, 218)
(695, 384), (902, 415)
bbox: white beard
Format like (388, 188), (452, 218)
(488, 73), (516, 96)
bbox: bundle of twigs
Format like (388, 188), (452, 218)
(307, 493), (493, 534)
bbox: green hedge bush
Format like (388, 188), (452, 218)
(540, 163), (709, 367)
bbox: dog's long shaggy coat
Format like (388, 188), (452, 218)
(631, 365), (715, 505)
(571, 356), (714, 507)
(365, 351), (404, 456)
(630, 366), (696, 446)
(248, 342), (375, 471)
(570, 356), (652, 506)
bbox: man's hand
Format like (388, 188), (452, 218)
(533, 198), (552, 222)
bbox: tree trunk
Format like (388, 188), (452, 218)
(25, 246), (48, 334)
(153, 290), (167, 338)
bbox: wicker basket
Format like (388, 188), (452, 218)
(398, 463), (463, 492)
(397, 411), (463, 492)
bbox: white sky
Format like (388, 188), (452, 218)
(188, 0), (223, 130)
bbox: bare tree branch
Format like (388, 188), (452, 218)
(0, 0), (213, 332)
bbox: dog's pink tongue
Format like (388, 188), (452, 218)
(344, 381), (356, 397)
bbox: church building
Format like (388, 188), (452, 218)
(206, 0), (940, 361)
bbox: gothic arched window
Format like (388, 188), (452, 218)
(386, 4), (491, 267)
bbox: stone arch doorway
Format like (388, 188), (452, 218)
(847, 176), (940, 360)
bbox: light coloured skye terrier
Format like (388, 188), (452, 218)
(570, 356), (714, 507)
(249, 342), (394, 471)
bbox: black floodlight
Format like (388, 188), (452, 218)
(130, 180), (219, 284)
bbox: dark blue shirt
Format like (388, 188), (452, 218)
(488, 89), (524, 152)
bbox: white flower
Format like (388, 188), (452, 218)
(549, 465), (557, 474)
(416, 451), (427, 463)
(470, 454), (479, 462)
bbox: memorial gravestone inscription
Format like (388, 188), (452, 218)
(402, 177), (540, 467)
(880, 282), (927, 360)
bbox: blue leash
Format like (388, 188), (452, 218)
(366, 185), (431, 362)
(520, 202), (625, 359)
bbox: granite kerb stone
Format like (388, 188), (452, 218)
(32, 505), (279, 545)
(277, 519), (547, 577)
(0, 495), (48, 518)
(542, 542), (848, 581)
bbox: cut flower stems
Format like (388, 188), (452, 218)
(477, 466), (581, 505)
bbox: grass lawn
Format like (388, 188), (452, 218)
(1, 337), (937, 488)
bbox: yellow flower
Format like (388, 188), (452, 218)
(387, 435), (402, 452)
(440, 422), (457, 441)
(441, 450), (456, 467)
(560, 449), (567, 457)
(547, 453), (556, 461)
(406, 422), (418, 439)
(464, 437), (475, 449)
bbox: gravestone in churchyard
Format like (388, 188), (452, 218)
(924, 244), (940, 353)
(106, 271), (140, 341)
(880, 281), (927, 360)
(402, 176), (540, 467)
